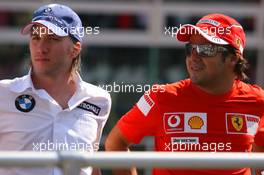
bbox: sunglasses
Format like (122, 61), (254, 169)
(185, 43), (229, 57)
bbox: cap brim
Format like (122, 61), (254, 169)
(21, 20), (68, 37)
(176, 24), (229, 45)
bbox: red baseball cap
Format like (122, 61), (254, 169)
(176, 13), (246, 54)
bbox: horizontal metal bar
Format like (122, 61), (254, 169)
(0, 151), (263, 169)
(0, 152), (59, 167)
(70, 152), (264, 169)
(0, 1), (261, 14)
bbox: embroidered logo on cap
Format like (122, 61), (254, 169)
(44, 7), (52, 14)
(15, 94), (36, 112)
(197, 19), (220, 26)
(235, 37), (241, 47)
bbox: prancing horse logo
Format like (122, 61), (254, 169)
(231, 116), (243, 131)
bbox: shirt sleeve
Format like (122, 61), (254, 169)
(253, 86), (264, 147)
(117, 86), (162, 144)
(92, 93), (112, 151)
(254, 113), (264, 146)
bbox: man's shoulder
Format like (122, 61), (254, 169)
(0, 77), (26, 101)
(166, 79), (191, 89)
(155, 79), (191, 94)
(80, 81), (111, 100)
(237, 81), (263, 93)
(236, 80), (264, 100)
(146, 79), (191, 102)
(0, 75), (30, 92)
(0, 77), (19, 90)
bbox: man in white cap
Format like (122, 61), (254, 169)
(105, 13), (264, 175)
(0, 4), (111, 175)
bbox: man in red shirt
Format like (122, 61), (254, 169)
(105, 13), (264, 175)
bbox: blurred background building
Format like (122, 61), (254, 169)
(0, 0), (263, 174)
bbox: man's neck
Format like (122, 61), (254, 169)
(31, 72), (77, 109)
(194, 77), (236, 95)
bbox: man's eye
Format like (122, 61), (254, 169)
(207, 45), (215, 51)
(50, 37), (60, 41)
(202, 45), (214, 52)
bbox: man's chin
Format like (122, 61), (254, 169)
(32, 69), (53, 76)
(190, 75), (200, 84)
(190, 76), (206, 86)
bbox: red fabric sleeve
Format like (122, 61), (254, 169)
(254, 86), (264, 146)
(117, 87), (161, 144)
(254, 114), (264, 146)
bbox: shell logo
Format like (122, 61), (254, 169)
(188, 116), (204, 129)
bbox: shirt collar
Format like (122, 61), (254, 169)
(68, 73), (95, 110)
(68, 73), (110, 110)
(9, 70), (107, 110)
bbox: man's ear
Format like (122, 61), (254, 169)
(71, 41), (81, 58)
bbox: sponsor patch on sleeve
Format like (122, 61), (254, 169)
(77, 101), (101, 115)
(136, 93), (155, 116)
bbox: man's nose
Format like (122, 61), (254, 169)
(189, 48), (202, 62)
(36, 38), (49, 54)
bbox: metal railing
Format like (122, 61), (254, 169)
(0, 151), (263, 175)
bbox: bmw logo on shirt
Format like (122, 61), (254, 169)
(15, 94), (36, 112)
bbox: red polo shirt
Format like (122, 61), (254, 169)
(118, 79), (264, 175)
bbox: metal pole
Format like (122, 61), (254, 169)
(255, 0), (264, 87)
(59, 151), (82, 175)
(79, 152), (264, 169)
(0, 151), (264, 169)
(148, 48), (159, 84)
(0, 151), (59, 167)
(61, 162), (81, 175)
